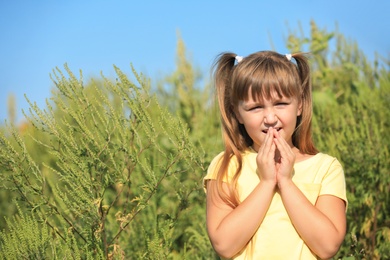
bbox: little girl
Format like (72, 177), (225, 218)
(204, 51), (347, 259)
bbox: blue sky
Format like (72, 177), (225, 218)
(1, 0), (389, 124)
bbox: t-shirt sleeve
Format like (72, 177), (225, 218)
(203, 152), (224, 192)
(320, 158), (348, 209)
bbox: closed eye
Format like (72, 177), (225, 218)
(248, 105), (263, 111)
(275, 102), (290, 107)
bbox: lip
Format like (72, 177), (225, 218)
(262, 127), (281, 134)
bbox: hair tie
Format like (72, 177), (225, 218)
(235, 55), (243, 64)
(285, 54), (292, 61)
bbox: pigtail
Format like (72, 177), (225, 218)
(291, 53), (318, 155)
(212, 52), (243, 207)
(213, 52), (236, 140)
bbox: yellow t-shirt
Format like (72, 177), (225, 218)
(204, 150), (348, 260)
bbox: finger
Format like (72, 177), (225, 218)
(274, 139), (289, 163)
(257, 129), (277, 181)
(273, 136), (288, 157)
(258, 128), (276, 164)
(273, 135), (295, 167)
(267, 131), (278, 163)
(273, 129), (292, 156)
(259, 127), (273, 154)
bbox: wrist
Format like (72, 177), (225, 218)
(277, 178), (294, 191)
(259, 179), (278, 192)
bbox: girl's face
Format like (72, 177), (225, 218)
(236, 91), (302, 151)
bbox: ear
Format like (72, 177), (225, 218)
(235, 110), (244, 124)
(297, 100), (303, 116)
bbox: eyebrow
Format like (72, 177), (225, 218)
(239, 97), (292, 107)
(239, 100), (253, 106)
(239, 101), (260, 110)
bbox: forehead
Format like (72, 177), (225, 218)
(239, 90), (290, 104)
(242, 87), (290, 102)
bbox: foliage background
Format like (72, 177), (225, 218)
(0, 22), (389, 259)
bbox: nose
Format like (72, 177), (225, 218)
(264, 108), (278, 126)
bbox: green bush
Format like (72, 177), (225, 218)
(0, 63), (214, 259)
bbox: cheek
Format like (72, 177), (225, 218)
(244, 118), (263, 132)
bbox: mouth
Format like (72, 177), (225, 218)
(262, 127), (281, 134)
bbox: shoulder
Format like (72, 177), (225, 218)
(303, 153), (345, 186)
(315, 153), (343, 169)
(294, 152), (345, 184)
(207, 151), (225, 171)
(207, 149), (253, 167)
(299, 152), (342, 168)
(205, 150), (253, 179)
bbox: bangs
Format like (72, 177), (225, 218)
(232, 57), (301, 103)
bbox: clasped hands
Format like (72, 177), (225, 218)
(256, 127), (296, 188)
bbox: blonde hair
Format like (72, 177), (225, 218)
(212, 51), (318, 207)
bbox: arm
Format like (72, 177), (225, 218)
(206, 179), (275, 258)
(278, 181), (346, 259)
(206, 129), (278, 258)
(274, 131), (346, 259)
